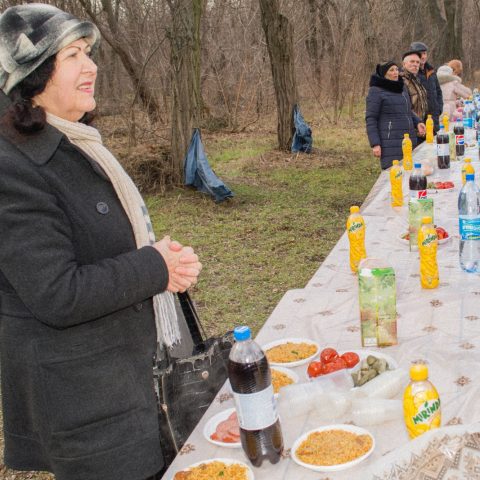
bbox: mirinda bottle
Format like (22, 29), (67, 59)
(442, 114), (449, 132)
(403, 363), (441, 439)
(402, 134), (413, 171)
(346, 206), (366, 273)
(461, 157), (475, 185)
(389, 160), (403, 207)
(426, 115), (434, 144)
(418, 216), (439, 289)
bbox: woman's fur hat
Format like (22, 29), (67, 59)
(0, 3), (99, 94)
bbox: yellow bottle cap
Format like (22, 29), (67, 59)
(410, 363), (428, 381)
(465, 158), (472, 163)
(404, 133), (409, 138)
(350, 206), (360, 214)
(393, 160), (399, 165)
(428, 114), (432, 118)
(422, 216), (433, 224)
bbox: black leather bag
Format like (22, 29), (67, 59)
(154, 292), (233, 465)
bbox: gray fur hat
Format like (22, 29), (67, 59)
(0, 4), (100, 94)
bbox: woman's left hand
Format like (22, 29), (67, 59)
(417, 123), (426, 135)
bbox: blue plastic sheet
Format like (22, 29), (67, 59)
(291, 104), (313, 153)
(184, 129), (234, 202)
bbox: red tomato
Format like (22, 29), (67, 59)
(435, 227), (448, 240)
(435, 181), (445, 189)
(340, 351), (360, 368)
(322, 357), (347, 374)
(320, 348), (338, 364)
(443, 181), (454, 189)
(307, 361), (323, 378)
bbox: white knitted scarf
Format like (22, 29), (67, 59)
(46, 112), (180, 347)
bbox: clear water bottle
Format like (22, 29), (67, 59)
(458, 174), (480, 272)
(463, 100), (475, 146)
(228, 326), (283, 467)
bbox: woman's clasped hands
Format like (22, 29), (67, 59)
(154, 236), (203, 292)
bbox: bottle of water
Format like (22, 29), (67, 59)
(228, 326), (284, 467)
(463, 100), (475, 146)
(458, 174), (480, 272)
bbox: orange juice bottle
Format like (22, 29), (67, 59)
(403, 363), (441, 439)
(390, 160), (403, 206)
(418, 216), (439, 289)
(346, 206), (366, 273)
(442, 114), (449, 132)
(461, 157), (475, 185)
(402, 134), (413, 171)
(426, 115), (434, 144)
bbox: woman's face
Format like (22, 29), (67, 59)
(34, 39), (97, 122)
(385, 65), (399, 81)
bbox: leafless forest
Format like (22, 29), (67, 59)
(1, 0), (478, 185)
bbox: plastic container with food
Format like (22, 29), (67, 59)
(421, 158), (435, 176)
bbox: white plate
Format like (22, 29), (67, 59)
(398, 231), (451, 245)
(203, 408), (241, 448)
(271, 366), (299, 395)
(291, 424), (375, 472)
(348, 349), (398, 371)
(427, 181), (455, 193)
(262, 338), (320, 367)
(171, 457), (254, 480)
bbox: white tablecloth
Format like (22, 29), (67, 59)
(163, 142), (480, 479)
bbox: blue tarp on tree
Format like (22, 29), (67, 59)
(184, 128), (234, 202)
(291, 104), (313, 153)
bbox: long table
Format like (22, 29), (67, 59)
(163, 142), (480, 479)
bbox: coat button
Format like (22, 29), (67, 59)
(134, 303), (143, 312)
(96, 202), (109, 214)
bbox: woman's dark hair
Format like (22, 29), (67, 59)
(6, 55), (56, 134)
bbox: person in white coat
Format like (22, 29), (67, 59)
(437, 65), (472, 120)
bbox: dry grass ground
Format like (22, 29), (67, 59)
(0, 107), (379, 479)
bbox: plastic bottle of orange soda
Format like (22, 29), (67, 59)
(403, 363), (441, 439)
(402, 134), (413, 171)
(390, 160), (403, 207)
(426, 115), (434, 144)
(346, 206), (366, 273)
(442, 114), (449, 132)
(418, 216), (439, 289)
(461, 158), (475, 185)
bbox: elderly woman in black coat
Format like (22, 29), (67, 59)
(366, 61), (426, 170)
(0, 4), (201, 480)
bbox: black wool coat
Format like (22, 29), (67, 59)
(366, 74), (420, 170)
(0, 92), (168, 480)
(418, 62), (444, 129)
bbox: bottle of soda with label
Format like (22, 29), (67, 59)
(409, 162), (427, 199)
(228, 326), (284, 467)
(454, 117), (465, 158)
(436, 124), (450, 169)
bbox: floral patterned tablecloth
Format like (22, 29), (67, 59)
(163, 142), (480, 479)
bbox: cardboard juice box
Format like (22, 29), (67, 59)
(408, 198), (434, 251)
(358, 258), (397, 347)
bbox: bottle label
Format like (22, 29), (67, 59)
(464, 118), (473, 129)
(411, 399), (441, 425)
(232, 385), (278, 430)
(348, 221), (364, 233)
(456, 135), (465, 146)
(410, 190), (427, 199)
(459, 217), (480, 240)
(436, 143), (449, 156)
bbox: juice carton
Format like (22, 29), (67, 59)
(358, 258), (397, 347)
(408, 198), (434, 251)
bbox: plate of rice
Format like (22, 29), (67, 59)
(263, 338), (320, 367)
(271, 366), (299, 395)
(291, 424), (375, 472)
(172, 458), (254, 480)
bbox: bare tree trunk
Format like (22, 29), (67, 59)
(305, 0), (321, 83)
(79, 0), (161, 123)
(259, 0), (297, 151)
(167, 0), (203, 183)
(444, 0), (463, 61)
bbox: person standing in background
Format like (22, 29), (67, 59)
(437, 64), (472, 120)
(410, 41), (443, 132)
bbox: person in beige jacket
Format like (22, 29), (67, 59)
(437, 64), (472, 120)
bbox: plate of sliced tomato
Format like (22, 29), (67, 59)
(427, 180), (455, 193)
(399, 226), (450, 245)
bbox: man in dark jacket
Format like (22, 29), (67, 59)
(410, 41), (443, 131)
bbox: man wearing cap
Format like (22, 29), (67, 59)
(410, 41), (443, 131)
(401, 51), (429, 127)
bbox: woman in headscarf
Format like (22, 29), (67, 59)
(366, 61), (426, 169)
(0, 4), (201, 480)
(438, 64), (472, 120)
